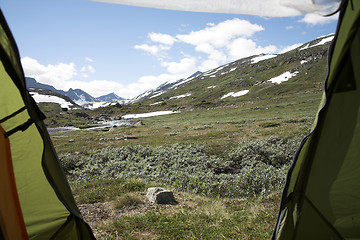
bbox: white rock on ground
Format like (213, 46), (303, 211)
(146, 187), (176, 204)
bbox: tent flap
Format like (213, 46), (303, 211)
(273, 0), (360, 239)
(0, 9), (95, 240)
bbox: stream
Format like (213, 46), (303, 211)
(47, 120), (132, 133)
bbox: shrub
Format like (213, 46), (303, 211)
(59, 137), (300, 198)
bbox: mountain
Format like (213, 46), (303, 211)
(26, 77), (61, 93)
(25, 77), (126, 103)
(131, 71), (202, 102)
(96, 92), (126, 102)
(66, 88), (98, 103)
(132, 34), (334, 109)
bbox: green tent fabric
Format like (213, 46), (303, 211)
(0, 9), (95, 240)
(272, 0), (360, 239)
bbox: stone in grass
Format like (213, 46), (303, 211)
(147, 187), (176, 204)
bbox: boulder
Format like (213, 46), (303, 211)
(134, 121), (144, 126)
(146, 187), (175, 204)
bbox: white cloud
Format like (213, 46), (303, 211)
(286, 26), (294, 30)
(81, 65), (95, 73)
(176, 18), (264, 48)
(148, 32), (177, 45)
(21, 57), (77, 87)
(134, 43), (170, 56)
(161, 57), (197, 75)
(227, 38), (277, 61)
(198, 59), (220, 72)
(134, 18), (284, 78)
(66, 80), (125, 98)
(85, 57), (94, 62)
(299, 12), (339, 25)
(278, 43), (303, 54)
(87, 65), (96, 73)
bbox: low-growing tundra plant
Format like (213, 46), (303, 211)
(59, 137), (300, 198)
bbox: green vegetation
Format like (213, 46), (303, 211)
(61, 138), (298, 198)
(45, 42), (331, 239)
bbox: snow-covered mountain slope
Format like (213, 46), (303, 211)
(30, 91), (77, 110)
(26, 77), (127, 106)
(132, 34), (334, 108)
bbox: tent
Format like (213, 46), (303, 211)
(272, 0), (360, 238)
(1, 0), (359, 239)
(0, 9), (95, 240)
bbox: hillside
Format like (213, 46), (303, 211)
(133, 34), (332, 111)
(31, 34), (332, 131)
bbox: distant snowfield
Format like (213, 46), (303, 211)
(31, 92), (73, 109)
(123, 111), (178, 119)
(84, 101), (112, 109)
(300, 35), (334, 51)
(150, 91), (164, 99)
(150, 101), (163, 106)
(221, 90), (249, 99)
(251, 55), (277, 64)
(170, 93), (191, 99)
(268, 71), (299, 84)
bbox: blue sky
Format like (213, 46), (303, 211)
(1, 0), (338, 99)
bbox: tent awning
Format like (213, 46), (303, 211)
(91, 0), (341, 17)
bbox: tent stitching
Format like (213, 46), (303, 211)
(0, 106), (26, 124)
(3, 119), (33, 138)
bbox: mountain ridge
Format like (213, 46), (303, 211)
(25, 77), (127, 103)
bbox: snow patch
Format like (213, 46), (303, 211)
(301, 60), (308, 64)
(150, 101), (163, 106)
(312, 36), (334, 47)
(299, 44), (310, 51)
(170, 93), (191, 99)
(82, 101), (112, 109)
(150, 91), (165, 99)
(207, 86), (217, 89)
(221, 90), (249, 99)
(203, 66), (225, 76)
(251, 55), (277, 64)
(123, 111), (178, 119)
(300, 35), (334, 51)
(268, 71), (299, 84)
(31, 92), (73, 109)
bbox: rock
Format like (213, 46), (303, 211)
(134, 121), (144, 126)
(69, 139), (75, 142)
(109, 126), (117, 132)
(124, 136), (138, 140)
(146, 187), (176, 204)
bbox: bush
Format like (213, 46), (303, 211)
(59, 137), (300, 198)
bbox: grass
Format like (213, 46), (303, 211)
(71, 179), (281, 239)
(50, 89), (319, 154)
(71, 179), (148, 204)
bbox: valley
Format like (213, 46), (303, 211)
(30, 35), (331, 239)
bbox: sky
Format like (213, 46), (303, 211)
(1, 0), (339, 99)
